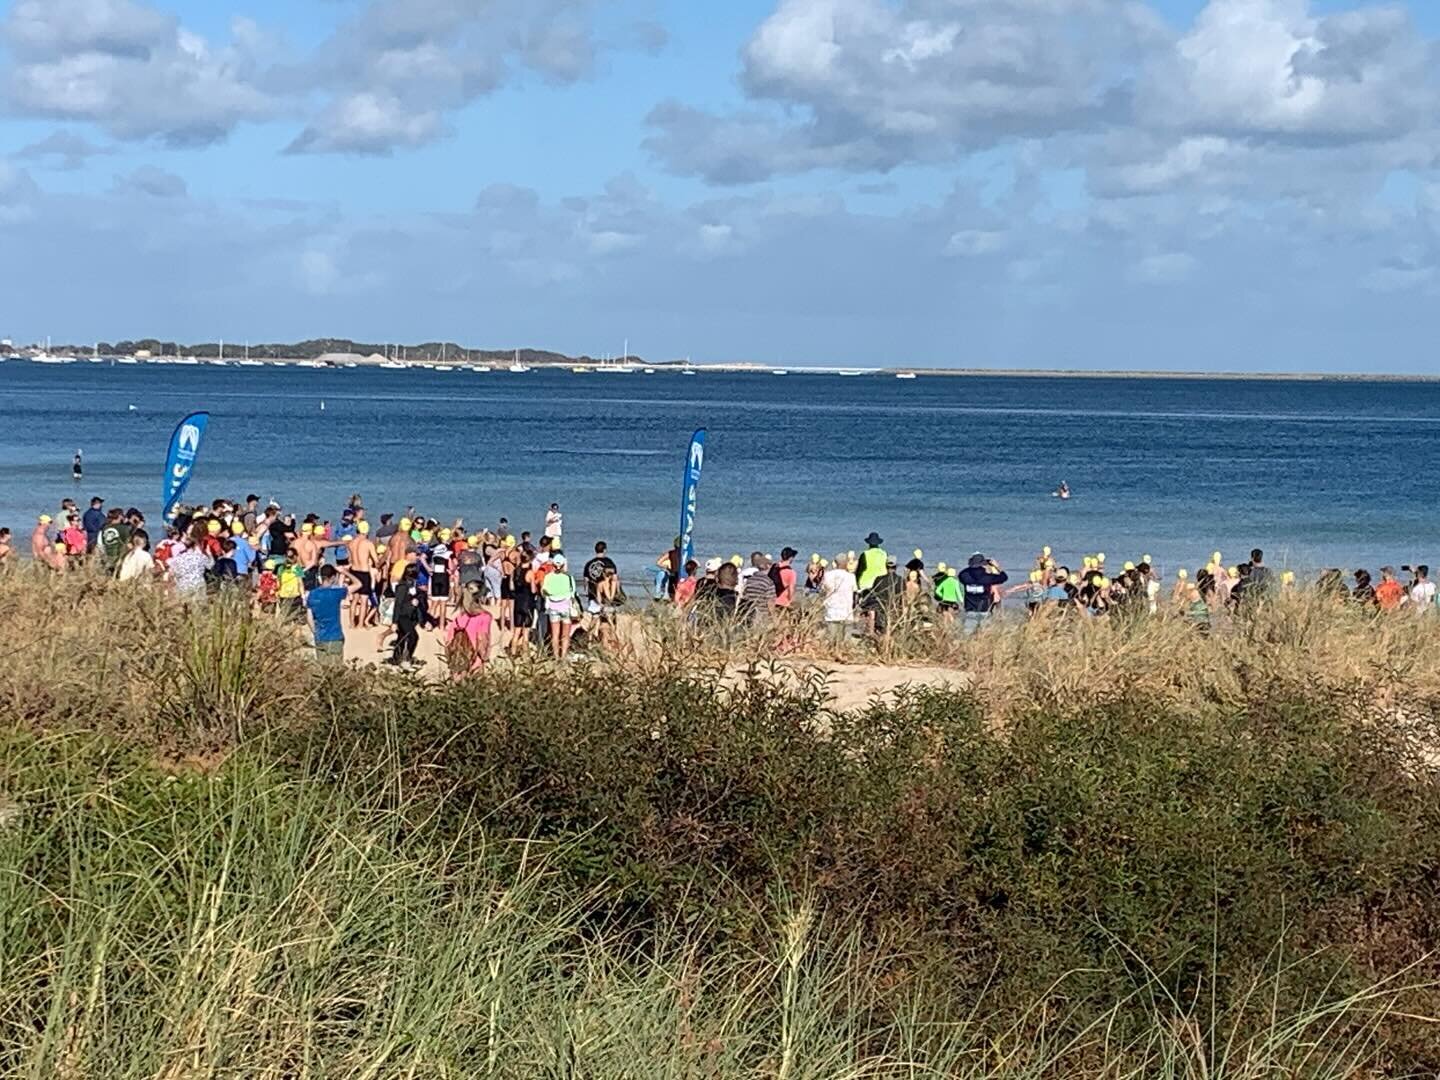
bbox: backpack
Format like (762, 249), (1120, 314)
(768, 562), (787, 597)
(444, 620), (478, 676)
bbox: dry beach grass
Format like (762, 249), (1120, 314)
(3, 569), (1440, 1075)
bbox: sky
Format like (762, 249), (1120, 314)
(2, 0), (1439, 372)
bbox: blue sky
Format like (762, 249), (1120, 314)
(2, 0), (1439, 372)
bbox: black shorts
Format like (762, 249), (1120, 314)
(430, 573), (450, 600)
(353, 570), (375, 603)
(511, 595), (534, 628)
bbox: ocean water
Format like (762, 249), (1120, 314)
(1, 361), (1434, 580)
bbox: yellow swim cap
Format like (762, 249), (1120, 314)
(1143, 554), (1152, 565)
(231, 521), (244, 535)
(300, 522), (314, 535)
(810, 553), (820, 563)
(54, 540), (66, 551)
(1097, 552), (1106, 563)
(1177, 568), (1189, 580)
(439, 528), (452, 542)
(913, 548), (923, 559)
(358, 521), (370, 535)
(1281, 570), (1295, 584)
(1042, 545), (1052, 557)
(420, 529), (433, 543)
(399, 517), (412, 531)
(1212, 551), (1222, 565)
(503, 535), (516, 548)
(1124, 561), (1135, 572)
(1098, 576), (1110, 588)
(375, 544), (387, 555)
(937, 561), (948, 572)
(1029, 570), (1042, 583)
(1228, 566), (1240, 579)
(38, 514), (51, 524)
(946, 567), (957, 578)
(207, 520), (222, 535)
(820, 559), (829, 568)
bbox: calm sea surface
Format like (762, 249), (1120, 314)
(1, 361), (1433, 579)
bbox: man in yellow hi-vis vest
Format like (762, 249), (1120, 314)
(856, 531), (888, 592)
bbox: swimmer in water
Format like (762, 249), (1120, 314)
(1054, 480), (1070, 500)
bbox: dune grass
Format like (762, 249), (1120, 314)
(3, 569), (1440, 1075)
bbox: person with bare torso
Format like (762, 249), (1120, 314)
(347, 522), (379, 627)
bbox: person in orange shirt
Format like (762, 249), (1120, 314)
(1375, 566), (1405, 611)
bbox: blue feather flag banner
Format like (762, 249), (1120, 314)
(677, 429), (706, 581)
(161, 412), (209, 519)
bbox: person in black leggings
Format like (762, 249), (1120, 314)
(388, 564), (425, 666)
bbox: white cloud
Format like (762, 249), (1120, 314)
(287, 92), (443, 155)
(1140, 0), (1437, 142)
(1, 0), (282, 144)
(286, 0), (650, 156)
(649, 0), (1161, 181)
(650, 0), (1440, 196)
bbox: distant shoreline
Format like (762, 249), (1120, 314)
(3, 353), (1435, 382)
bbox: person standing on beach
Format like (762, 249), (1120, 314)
(347, 521), (379, 627)
(388, 563), (425, 668)
(541, 553), (577, 660)
(1375, 567), (1405, 611)
(117, 530), (155, 583)
(307, 565), (359, 663)
(1407, 565), (1434, 609)
(82, 497), (105, 552)
(770, 548), (798, 609)
(97, 510), (131, 574)
(31, 515), (52, 559)
(821, 554), (857, 644)
(544, 503), (563, 543)
(855, 532), (888, 593)
(958, 554), (1008, 636)
(584, 541), (617, 605)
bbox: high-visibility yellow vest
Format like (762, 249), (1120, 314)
(857, 546), (887, 590)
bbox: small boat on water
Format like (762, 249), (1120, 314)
(116, 357), (139, 365)
(237, 359), (264, 367)
(379, 360), (406, 370)
(771, 369), (789, 376)
(643, 368), (656, 374)
(571, 366), (590, 374)
(508, 363), (532, 373)
(836, 369), (865, 377)
(895, 372), (917, 380)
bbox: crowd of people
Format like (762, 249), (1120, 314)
(3, 492), (1436, 673)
